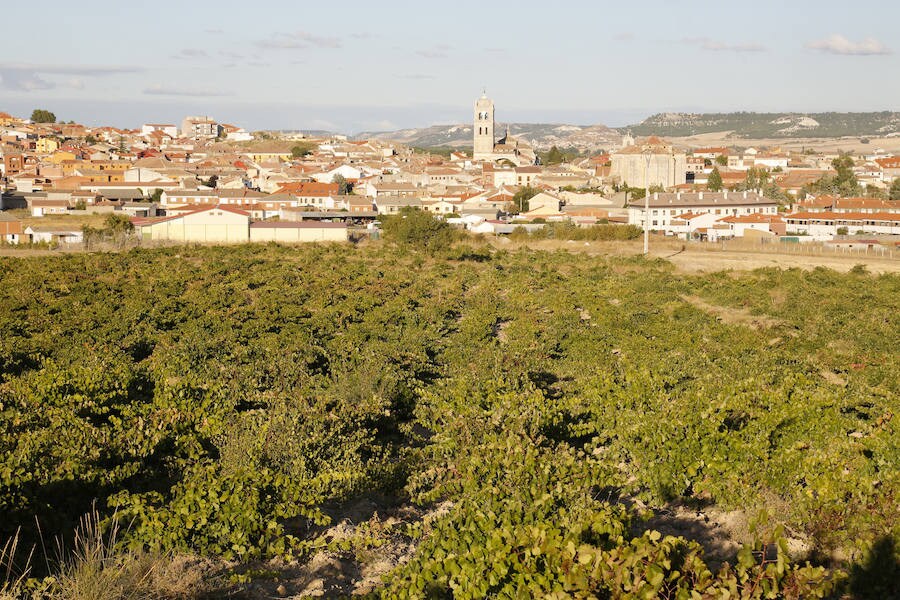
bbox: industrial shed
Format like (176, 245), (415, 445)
(134, 205), (250, 243)
(249, 221), (348, 243)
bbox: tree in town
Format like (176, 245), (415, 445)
(740, 167), (771, 192)
(890, 178), (900, 201)
(708, 167), (723, 192)
(380, 207), (456, 251)
(291, 143), (315, 158)
(81, 225), (102, 250)
(803, 153), (861, 197)
(715, 155), (728, 166)
(510, 185), (540, 214)
(104, 213), (135, 248)
(332, 174), (352, 195)
(832, 154), (856, 186)
(31, 109), (57, 123)
(544, 146), (565, 165)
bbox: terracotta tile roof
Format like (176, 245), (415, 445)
(131, 204), (250, 226)
(874, 157), (900, 169)
(276, 182), (340, 196)
(719, 213), (784, 224)
(785, 211), (900, 222)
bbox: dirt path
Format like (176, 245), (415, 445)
(493, 238), (900, 274)
(662, 248), (900, 274)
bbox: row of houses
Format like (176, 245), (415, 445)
(625, 191), (900, 241)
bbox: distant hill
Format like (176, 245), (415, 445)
(353, 123), (623, 153)
(625, 112), (900, 138)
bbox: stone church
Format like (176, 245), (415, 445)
(472, 92), (536, 166)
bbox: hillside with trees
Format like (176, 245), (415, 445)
(626, 112), (900, 138)
(0, 244), (896, 597)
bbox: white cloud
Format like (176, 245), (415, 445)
(309, 118), (339, 130)
(0, 69), (54, 91)
(172, 48), (209, 60)
(806, 34), (891, 56)
(257, 31), (342, 49)
(682, 37), (766, 52)
(0, 63), (141, 91)
(143, 84), (233, 97)
(416, 44), (452, 59)
(370, 120), (397, 130)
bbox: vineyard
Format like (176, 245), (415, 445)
(0, 243), (897, 598)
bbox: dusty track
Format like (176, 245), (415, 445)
(493, 238), (900, 274)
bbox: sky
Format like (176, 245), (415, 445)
(0, 0), (898, 133)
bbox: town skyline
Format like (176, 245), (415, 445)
(1, 0), (898, 132)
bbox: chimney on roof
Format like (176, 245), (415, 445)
(723, 191), (728, 200)
(743, 191), (748, 199)
(699, 192), (703, 200)
(654, 192), (659, 200)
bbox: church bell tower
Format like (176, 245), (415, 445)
(473, 92), (495, 160)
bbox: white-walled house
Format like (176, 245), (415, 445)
(717, 213), (786, 238)
(627, 191), (779, 236)
(225, 128), (253, 142)
(312, 165), (365, 183)
(141, 124), (178, 138)
(124, 167), (175, 183)
(667, 212), (721, 239)
(24, 226), (83, 245)
(784, 211), (900, 236)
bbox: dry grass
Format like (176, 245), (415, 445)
(680, 294), (785, 331)
(51, 513), (215, 600)
(0, 531), (31, 600)
(22, 214), (108, 230)
(0, 513), (217, 600)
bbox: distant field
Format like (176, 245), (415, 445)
(3, 209), (110, 230)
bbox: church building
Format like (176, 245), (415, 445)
(472, 92), (536, 166)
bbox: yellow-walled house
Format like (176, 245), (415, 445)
(248, 151), (293, 164)
(36, 138), (60, 154)
(47, 151), (78, 164)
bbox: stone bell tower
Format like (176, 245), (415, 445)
(473, 91), (495, 160)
